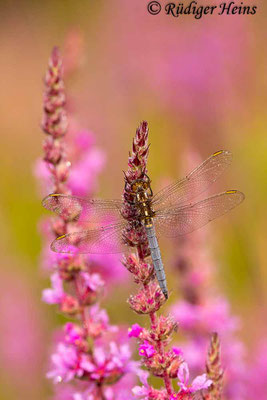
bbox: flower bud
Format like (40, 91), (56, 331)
(128, 281), (166, 314)
(166, 350), (184, 379)
(60, 294), (80, 316)
(149, 315), (178, 341)
(58, 254), (83, 281)
(56, 160), (71, 182)
(43, 136), (63, 164)
(122, 253), (154, 284)
(77, 272), (104, 306)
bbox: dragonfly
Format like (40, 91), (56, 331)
(42, 150), (245, 299)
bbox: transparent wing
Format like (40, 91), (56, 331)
(152, 150), (233, 211)
(154, 190), (244, 238)
(42, 194), (123, 224)
(51, 222), (128, 254)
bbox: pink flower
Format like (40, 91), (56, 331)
(89, 253), (129, 286)
(74, 130), (95, 151)
(42, 274), (79, 315)
(132, 370), (168, 399)
(109, 342), (137, 373)
(128, 324), (143, 338)
(64, 322), (84, 345)
(172, 347), (183, 357)
(81, 342), (137, 384)
(47, 343), (84, 383)
(74, 374), (137, 400)
(85, 304), (117, 338)
(139, 341), (156, 358)
(128, 281), (165, 314)
(68, 147), (105, 197)
(177, 362), (212, 394)
(81, 272), (104, 292)
(73, 390), (94, 400)
(74, 272), (104, 306)
(132, 370), (150, 397)
(171, 297), (245, 395)
(42, 273), (64, 304)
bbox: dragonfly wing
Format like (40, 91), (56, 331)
(51, 223), (128, 254)
(152, 150), (233, 211)
(42, 194), (124, 224)
(154, 190), (244, 238)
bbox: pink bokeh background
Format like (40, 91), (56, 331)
(0, 1), (266, 399)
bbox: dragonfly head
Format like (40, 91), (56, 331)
(124, 173), (153, 200)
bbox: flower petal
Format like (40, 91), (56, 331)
(132, 385), (148, 397)
(178, 362), (190, 386)
(191, 374), (213, 391)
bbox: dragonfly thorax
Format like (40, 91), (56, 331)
(135, 192), (155, 227)
(124, 175), (155, 225)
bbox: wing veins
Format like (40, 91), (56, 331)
(51, 222), (127, 254)
(154, 191), (244, 237)
(152, 150), (233, 210)
(42, 194), (124, 223)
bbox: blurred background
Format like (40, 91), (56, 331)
(0, 1), (266, 399)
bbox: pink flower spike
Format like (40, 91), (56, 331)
(128, 323), (143, 338)
(42, 272), (64, 304)
(40, 48), (138, 399)
(138, 341), (156, 358)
